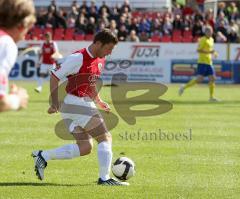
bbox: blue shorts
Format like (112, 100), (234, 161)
(197, 63), (215, 77)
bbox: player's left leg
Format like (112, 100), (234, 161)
(208, 75), (220, 102)
(85, 115), (129, 186)
(207, 64), (220, 102)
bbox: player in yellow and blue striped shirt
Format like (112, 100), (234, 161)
(178, 26), (219, 102)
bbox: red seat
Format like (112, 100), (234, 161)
(161, 35), (171, 42)
(43, 28), (53, 36)
(150, 35), (161, 42)
(24, 33), (32, 40)
(53, 33), (63, 40)
(172, 29), (182, 37)
(75, 34), (84, 41)
(172, 36), (182, 42)
(85, 34), (94, 41)
(193, 36), (200, 42)
(182, 36), (193, 42)
(183, 30), (192, 37)
(65, 28), (74, 35)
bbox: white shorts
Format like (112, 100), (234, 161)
(40, 63), (55, 74)
(61, 94), (97, 133)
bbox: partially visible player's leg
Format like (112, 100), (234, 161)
(32, 127), (92, 180)
(179, 75), (204, 96)
(35, 64), (53, 93)
(85, 115), (129, 186)
(208, 75), (219, 102)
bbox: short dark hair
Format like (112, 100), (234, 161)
(93, 29), (118, 45)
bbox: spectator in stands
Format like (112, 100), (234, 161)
(45, 12), (57, 29)
(109, 20), (118, 36)
(67, 16), (76, 28)
(162, 16), (173, 35)
(71, 0), (79, 10)
(228, 20), (239, 35)
(129, 18), (139, 34)
(55, 9), (67, 29)
(127, 30), (139, 42)
(75, 13), (87, 34)
(228, 27), (238, 43)
(182, 15), (191, 31)
(227, 3), (239, 21)
(117, 24), (128, 41)
(172, 3), (183, 17)
(139, 31), (149, 42)
(216, 31), (227, 43)
(216, 12), (229, 29)
(121, 0), (131, 14)
(217, 2), (227, 16)
(100, 7), (110, 26)
(118, 15), (127, 29)
(85, 17), (97, 35)
(90, 1), (98, 13)
(192, 19), (203, 37)
(99, 1), (110, 15)
(151, 18), (163, 36)
(216, 20), (228, 38)
(205, 9), (215, 29)
(69, 4), (79, 20)
(98, 21), (106, 32)
(88, 6), (99, 22)
(36, 8), (48, 28)
(48, 0), (58, 14)
(173, 14), (183, 30)
(194, 10), (204, 22)
(79, 0), (89, 14)
(109, 7), (120, 22)
(226, 2), (239, 20)
(138, 18), (151, 34)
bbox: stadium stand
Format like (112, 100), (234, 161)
(27, 0), (240, 43)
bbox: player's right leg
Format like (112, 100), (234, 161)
(32, 127), (92, 180)
(179, 75), (203, 96)
(179, 63), (206, 96)
(35, 64), (49, 93)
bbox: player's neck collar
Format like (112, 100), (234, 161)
(86, 46), (94, 58)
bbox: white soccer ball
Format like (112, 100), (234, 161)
(112, 157), (135, 181)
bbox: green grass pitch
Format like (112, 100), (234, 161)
(0, 81), (239, 199)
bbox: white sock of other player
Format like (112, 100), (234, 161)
(41, 144), (80, 161)
(37, 77), (44, 88)
(98, 141), (112, 181)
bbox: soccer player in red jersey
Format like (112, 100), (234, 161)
(32, 29), (129, 186)
(35, 32), (59, 93)
(0, 0), (35, 112)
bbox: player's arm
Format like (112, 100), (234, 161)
(48, 53), (83, 114)
(94, 93), (111, 113)
(0, 86), (28, 112)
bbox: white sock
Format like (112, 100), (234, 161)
(37, 77), (44, 88)
(41, 144), (80, 161)
(98, 141), (112, 181)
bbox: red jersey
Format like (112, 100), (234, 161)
(41, 42), (56, 64)
(52, 47), (105, 99)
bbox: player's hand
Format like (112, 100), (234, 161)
(48, 103), (60, 114)
(16, 87), (29, 109)
(97, 100), (111, 113)
(213, 51), (218, 58)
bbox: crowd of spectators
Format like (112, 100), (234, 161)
(32, 0), (240, 43)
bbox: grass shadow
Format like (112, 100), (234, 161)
(0, 182), (92, 187)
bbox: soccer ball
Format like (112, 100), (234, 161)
(112, 157), (135, 181)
